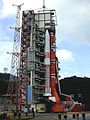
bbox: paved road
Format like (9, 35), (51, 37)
(33, 112), (90, 120)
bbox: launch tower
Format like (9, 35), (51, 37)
(18, 8), (61, 112)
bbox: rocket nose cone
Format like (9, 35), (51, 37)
(45, 30), (50, 51)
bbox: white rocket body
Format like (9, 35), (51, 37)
(44, 30), (51, 96)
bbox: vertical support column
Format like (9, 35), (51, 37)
(18, 10), (34, 110)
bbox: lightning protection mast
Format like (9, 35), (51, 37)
(7, 4), (23, 110)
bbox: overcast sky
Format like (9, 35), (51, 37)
(0, 0), (90, 79)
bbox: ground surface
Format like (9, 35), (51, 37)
(1, 112), (90, 120)
(32, 112), (90, 120)
(18, 112), (89, 120)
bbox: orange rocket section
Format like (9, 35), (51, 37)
(50, 32), (64, 112)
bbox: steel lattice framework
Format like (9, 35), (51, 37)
(7, 4), (22, 108)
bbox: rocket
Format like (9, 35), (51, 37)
(44, 30), (51, 96)
(44, 30), (50, 65)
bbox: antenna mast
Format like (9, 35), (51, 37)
(43, 0), (45, 9)
(7, 3), (23, 110)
